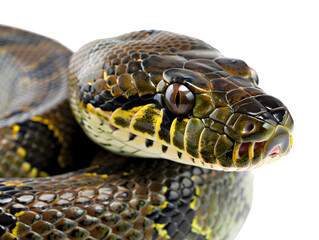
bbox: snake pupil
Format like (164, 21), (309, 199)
(176, 91), (181, 108)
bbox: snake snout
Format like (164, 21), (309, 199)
(220, 94), (294, 170)
(252, 95), (294, 163)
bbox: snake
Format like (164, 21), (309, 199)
(0, 25), (293, 240)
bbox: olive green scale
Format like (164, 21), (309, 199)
(69, 30), (293, 171)
(0, 25), (253, 240)
(0, 26), (293, 240)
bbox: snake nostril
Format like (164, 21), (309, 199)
(244, 122), (254, 133)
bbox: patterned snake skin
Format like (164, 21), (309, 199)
(0, 26), (293, 240)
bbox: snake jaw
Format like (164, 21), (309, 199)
(228, 123), (293, 170)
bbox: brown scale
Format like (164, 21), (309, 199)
(73, 31), (255, 115)
(71, 30), (218, 110)
(1, 27), (293, 240)
(0, 157), (251, 239)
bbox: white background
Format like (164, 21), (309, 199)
(1, 0), (318, 239)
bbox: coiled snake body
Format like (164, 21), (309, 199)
(0, 26), (293, 240)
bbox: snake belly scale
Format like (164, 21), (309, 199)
(0, 26), (293, 240)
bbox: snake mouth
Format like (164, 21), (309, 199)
(269, 146), (280, 156)
(237, 141), (280, 158)
(233, 126), (292, 169)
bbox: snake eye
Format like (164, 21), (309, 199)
(164, 83), (195, 115)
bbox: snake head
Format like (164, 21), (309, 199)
(70, 30), (293, 171)
(152, 57), (293, 170)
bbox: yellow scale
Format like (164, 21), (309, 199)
(78, 100), (222, 171)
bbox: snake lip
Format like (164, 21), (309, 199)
(237, 141), (266, 158)
(234, 140), (282, 169)
(232, 141), (266, 169)
(233, 123), (293, 169)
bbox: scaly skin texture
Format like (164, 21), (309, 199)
(69, 30), (293, 171)
(0, 26), (71, 128)
(0, 26), (293, 240)
(0, 26), (97, 177)
(0, 156), (253, 240)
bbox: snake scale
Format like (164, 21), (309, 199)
(0, 26), (293, 240)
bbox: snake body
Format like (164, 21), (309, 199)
(0, 26), (293, 240)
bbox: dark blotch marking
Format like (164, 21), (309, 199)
(129, 133), (137, 141)
(162, 145), (168, 153)
(145, 139), (153, 147)
(0, 210), (17, 227)
(14, 121), (63, 175)
(158, 109), (174, 144)
(113, 117), (129, 129)
(83, 83), (91, 92)
(100, 102), (118, 111)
